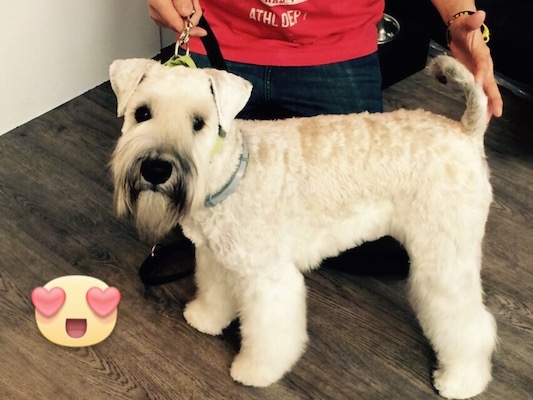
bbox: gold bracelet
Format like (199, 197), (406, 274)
(446, 10), (490, 45)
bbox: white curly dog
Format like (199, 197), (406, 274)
(109, 55), (497, 399)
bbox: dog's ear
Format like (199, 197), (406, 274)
(109, 59), (159, 117)
(204, 68), (253, 133)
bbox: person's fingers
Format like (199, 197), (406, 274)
(149, 0), (186, 32)
(190, 26), (208, 37)
(172, 0), (203, 25)
(448, 11), (503, 119)
(148, 0), (206, 34)
(485, 77), (504, 119)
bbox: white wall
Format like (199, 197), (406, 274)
(1, 0), (162, 135)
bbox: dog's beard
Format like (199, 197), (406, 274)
(111, 132), (200, 242)
(119, 168), (195, 242)
(134, 191), (180, 243)
(113, 160), (197, 242)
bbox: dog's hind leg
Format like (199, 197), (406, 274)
(406, 227), (497, 399)
(230, 262), (308, 387)
(183, 245), (238, 335)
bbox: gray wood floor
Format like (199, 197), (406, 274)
(0, 55), (531, 400)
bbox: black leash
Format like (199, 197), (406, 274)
(198, 16), (227, 70)
(139, 16), (227, 286)
(139, 241), (195, 285)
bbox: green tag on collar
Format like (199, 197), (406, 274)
(164, 55), (197, 68)
(211, 135), (223, 157)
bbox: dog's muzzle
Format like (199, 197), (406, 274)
(141, 158), (173, 185)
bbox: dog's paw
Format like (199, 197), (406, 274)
(433, 363), (492, 399)
(230, 353), (285, 387)
(183, 299), (231, 335)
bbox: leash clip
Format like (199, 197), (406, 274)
(176, 12), (195, 57)
(165, 13), (197, 68)
(150, 244), (160, 257)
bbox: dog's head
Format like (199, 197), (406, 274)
(109, 58), (252, 242)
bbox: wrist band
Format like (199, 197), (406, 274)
(446, 10), (490, 45)
(447, 11), (476, 26)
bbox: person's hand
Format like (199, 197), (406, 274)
(148, 0), (206, 36)
(447, 10), (503, 119)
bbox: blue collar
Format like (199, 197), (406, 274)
(204, 139), (249, 207)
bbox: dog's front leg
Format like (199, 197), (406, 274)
(230, 262), (308, 387)
(183, 245), (238, 335)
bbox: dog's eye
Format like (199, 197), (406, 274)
(192, 115), (205, 132)
(135, 105), (152, 123)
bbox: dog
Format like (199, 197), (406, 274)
(109, 55), (497, 399)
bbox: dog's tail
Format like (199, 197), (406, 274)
(428, 55), (488, 137)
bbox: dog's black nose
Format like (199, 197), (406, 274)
(141, 159), (172, 185)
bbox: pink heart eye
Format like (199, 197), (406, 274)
(31, 286), (66, 317)
(86, 287), (121, 317)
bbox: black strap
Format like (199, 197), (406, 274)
(198, 15), (227, 71)
(138, 242), (195, 286)
(139, 16), (226, 286)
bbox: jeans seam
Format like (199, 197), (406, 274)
(264, 66), (272, 103)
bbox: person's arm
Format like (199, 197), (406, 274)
(431, 0), (503, 119)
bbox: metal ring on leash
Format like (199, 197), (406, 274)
(175, 12), (195, 57)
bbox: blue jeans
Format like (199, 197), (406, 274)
(191, 52), (383, 119)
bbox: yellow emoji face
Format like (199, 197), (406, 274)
(31, 275), (120, 347)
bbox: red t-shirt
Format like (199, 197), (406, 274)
(188, 0), (385, 66)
